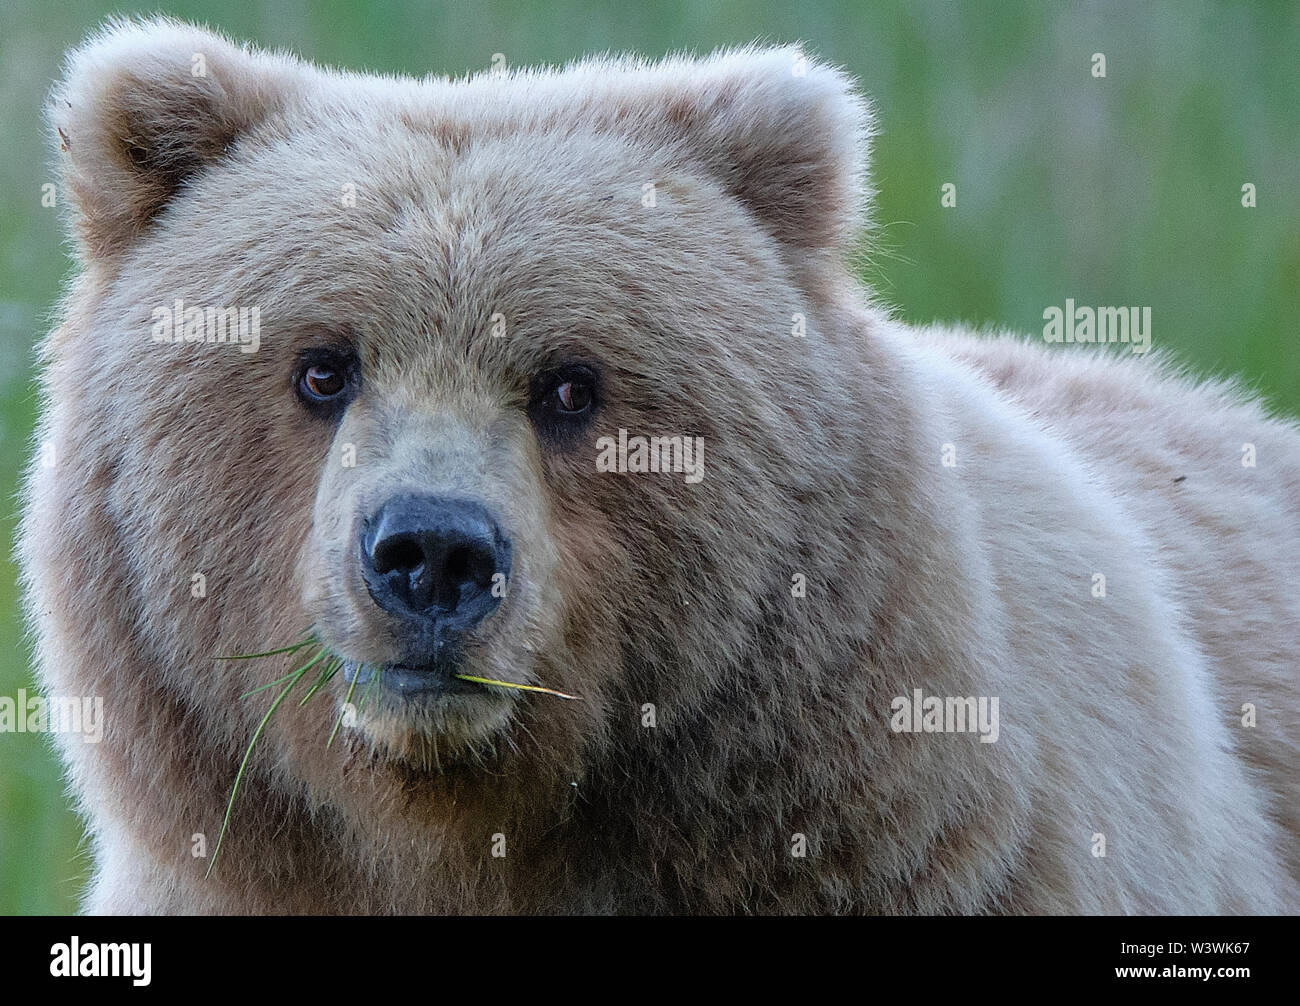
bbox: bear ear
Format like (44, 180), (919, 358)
(603, 46), (871, 254)
(48, 18), (296, 260)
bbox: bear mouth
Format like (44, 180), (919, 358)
(342, 660), (486, 698)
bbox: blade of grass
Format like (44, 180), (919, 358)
(214, 637), (316, 661)
(357, 667), (379, 713)
(239, 647), (326, 699)
(327, 667), (361, 749)
(455, 674), (578, 700)
(207, 665), (309, 877)
(299, 656), (341, 707)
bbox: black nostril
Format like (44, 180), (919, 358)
(360, 494), (511, 631)
(443, 545), (492, 591)
(372, 534), (425, 577)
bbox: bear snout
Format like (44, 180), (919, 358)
(359, 494), (511, 645)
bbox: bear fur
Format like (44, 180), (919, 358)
(18, 17), (1300, 914)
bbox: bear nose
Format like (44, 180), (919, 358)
(361, 495), (510, 631)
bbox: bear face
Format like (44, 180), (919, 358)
(30, 19), (909, 895)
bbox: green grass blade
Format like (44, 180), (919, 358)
(357, 667), (379, 713)
(239, 648), (326, 699)
(455, 674), (578, 700)
(207, 666), (309, 877)
(214, 637), (316, 661)
(299, 657), (341, 707)
(327, 667), (361, 749)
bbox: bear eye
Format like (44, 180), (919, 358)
(294, 349), (358, 415)
(302, 365), (345, 400)
(554, 379), (592, 414)
(529, 363), (599, 443)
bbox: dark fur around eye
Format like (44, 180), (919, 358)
(294, 346), (360, 418)
(528, 363), (600, 444)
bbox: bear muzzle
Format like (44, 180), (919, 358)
(358, 493), (512, 679)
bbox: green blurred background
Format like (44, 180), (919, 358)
(1, 1), (1296, 913)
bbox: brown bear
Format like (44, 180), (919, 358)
(18, 17), (1300, 914)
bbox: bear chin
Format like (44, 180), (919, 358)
(276, 652), (525, 768)
(345, 697), (519, 771)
